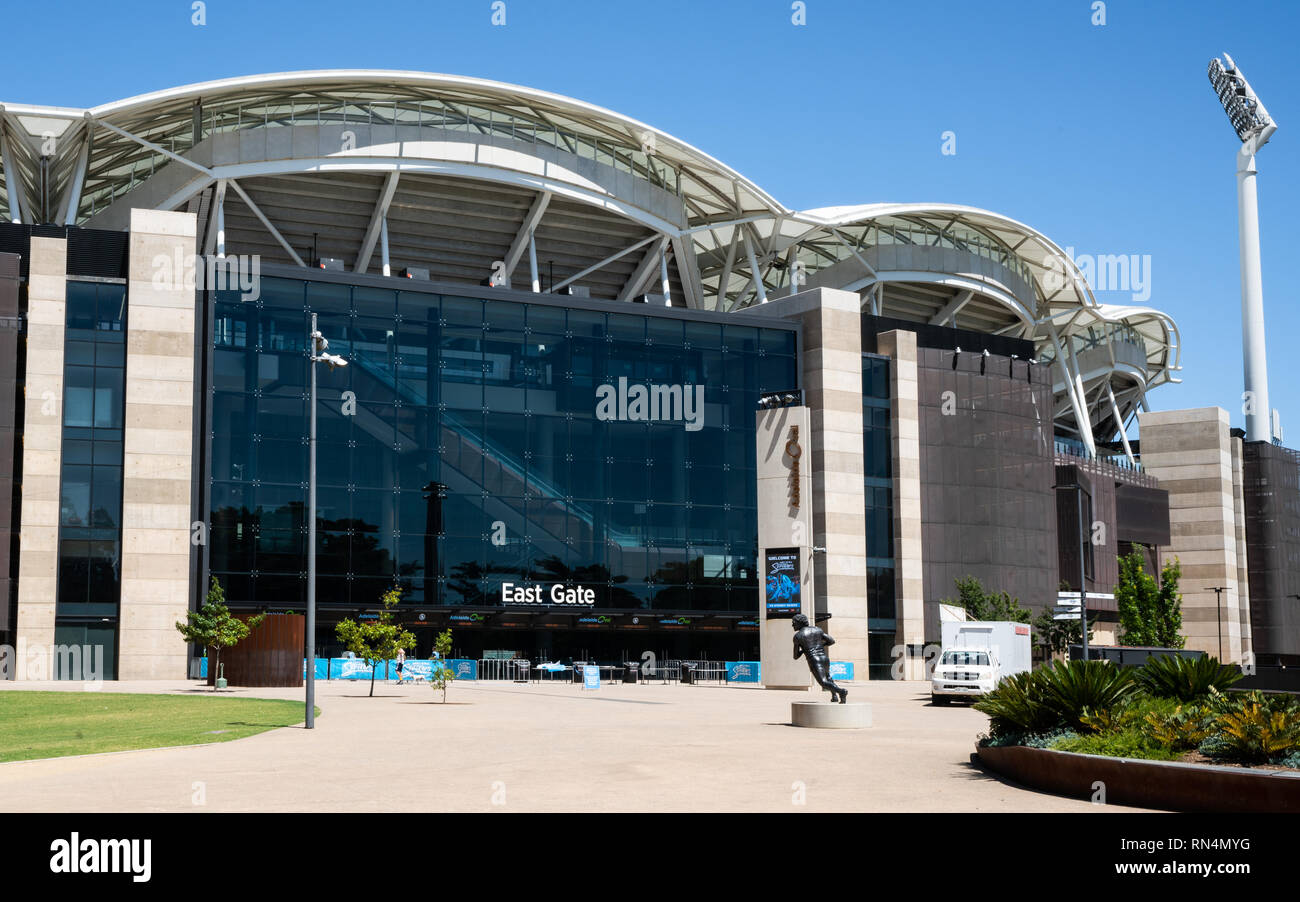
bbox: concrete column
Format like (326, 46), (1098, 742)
(756, 405), (813, 690)
(876, 330), (924, 679)
(1230, 433), (1253, 662)
(117, 209), (199, 679)
(749, 287), (868, 676)
(15, 237), (68, 672)
(1137, 407), (1247, 662)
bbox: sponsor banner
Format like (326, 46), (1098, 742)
(331, 658), (384, 680)
(829, 661), (855, 681)
(449, 659), (478, 680)
(582, 664), (601, 690)
(764, 547), (802, 618)
(386, 659), (454, 681)
(725, 661), (761, 683)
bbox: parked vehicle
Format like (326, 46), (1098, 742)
(931, 621), (1031, 705)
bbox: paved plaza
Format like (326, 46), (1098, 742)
(0, 678), (1144, 812)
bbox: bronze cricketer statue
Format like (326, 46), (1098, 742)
(792, 613), (848, 703)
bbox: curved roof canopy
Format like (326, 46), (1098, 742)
(0, 70), (1181, 456)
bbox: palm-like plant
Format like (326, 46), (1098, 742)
(974, 671), (1058, 739)
(1203, 689), (1300, 763)
(1135, 654), (1243, 701)
(1036, 659), (1139, 731)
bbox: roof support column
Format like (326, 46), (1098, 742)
(355, 171), (400, 274)
(743, 230), (766, 305)
(528, 230), (540, 293)
(1048, 326), (1095, 457)
(0, 126), (26, 223)
(214, 179), (227, 259)
(380, 217), (390, 277)
(1065, 339), (1097, 456)
(57, 127), (91, 225)
(715, 231), (739, 311)
(660, 246), (672, 306)
(226, 179), (307, 267)
(1106, 382), (1135, 464)
(619, 236), (669, 302)
(502, 190), (551, 289)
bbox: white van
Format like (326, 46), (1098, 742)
(930, 621), (1031, 705)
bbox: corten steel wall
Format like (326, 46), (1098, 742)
(917, 347), (1056, 620)
(206, 614), (305, 687)
(1055, 458), (1170, 605)
(0, 253), (19, 639)
(1242, 441), (1300, 659)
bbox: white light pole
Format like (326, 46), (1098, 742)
(307, 312), (348, 729)
(1208, 54), (1278, 444)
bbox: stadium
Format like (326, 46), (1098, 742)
(0, 71), (1292, 680)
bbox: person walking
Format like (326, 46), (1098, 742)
(395, 647), (406, 685)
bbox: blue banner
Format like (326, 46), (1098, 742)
(330, 658), (383, 680)
(725, 661), (761, 683)
(582, 665), (601, 690)
(829, 661), (855, 681)
(449, 659), (477, 680)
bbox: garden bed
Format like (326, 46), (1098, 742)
(977, 742), (1300, 813)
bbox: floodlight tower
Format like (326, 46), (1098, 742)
(1208, 54), (1278, 443)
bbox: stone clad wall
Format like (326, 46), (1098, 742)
(117, 209), (198, 679)
(15, 237), (67, 667)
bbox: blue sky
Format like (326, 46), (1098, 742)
(6, 0), (1298, 437)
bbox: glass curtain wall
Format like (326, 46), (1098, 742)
(207, 275), (798, 616)
(54, 280), (128, 678)
(862, 353), (896, 680)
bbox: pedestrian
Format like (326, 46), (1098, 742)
(395, 647), (406, 685)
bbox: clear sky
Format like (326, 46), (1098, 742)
(6, 0), (1298, 438)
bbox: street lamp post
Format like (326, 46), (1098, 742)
(1209, 586), (1229, 661)
(307, 313), (348, 729)
(1207, 54), (1279, 444)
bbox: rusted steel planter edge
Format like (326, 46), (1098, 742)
(976, 743), (1300, 813)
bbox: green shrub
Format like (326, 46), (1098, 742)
(1036, 659), (1139, 731)
(1052, 728), (1181, 761)
(1023, 728), (1078, 748)
(1135, 654), (1243, 701)
(1079, 703), (1142, 733)
(1276, 750), (1300, 770)
(1142, 703), (1215, 752)
(1201, 690), (1300, 764)
(973, 671), (1058, 739)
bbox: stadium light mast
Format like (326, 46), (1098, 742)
(307, 313), (348, 729)
(1208, 53), (1278, 443)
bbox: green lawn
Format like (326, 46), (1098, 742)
(0, 692), (319, 762)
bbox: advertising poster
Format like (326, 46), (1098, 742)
(764, 547), (802, 618)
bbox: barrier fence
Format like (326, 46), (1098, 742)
(194, 657), (854, 685)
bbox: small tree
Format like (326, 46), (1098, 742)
(944, 576), (1031, 624)
(1116, 545), (1185, 648)
(1032, 608), (1097, 661)
(430, 629), (454, 703)
(335, 586), (416, 697)
(176, 577), (264, 691)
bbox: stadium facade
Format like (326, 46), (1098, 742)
(0, 71), (1294, 680)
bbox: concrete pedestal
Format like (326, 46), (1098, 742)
(791, 701), (872, 729)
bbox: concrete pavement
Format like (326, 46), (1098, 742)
(0, 678), (1144, 812)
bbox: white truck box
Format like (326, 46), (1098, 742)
(931, 620), (1032, 704)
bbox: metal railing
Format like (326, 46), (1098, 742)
(477, 658), (532, 681)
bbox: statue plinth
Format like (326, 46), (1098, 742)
(791, 701), (872, 729)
